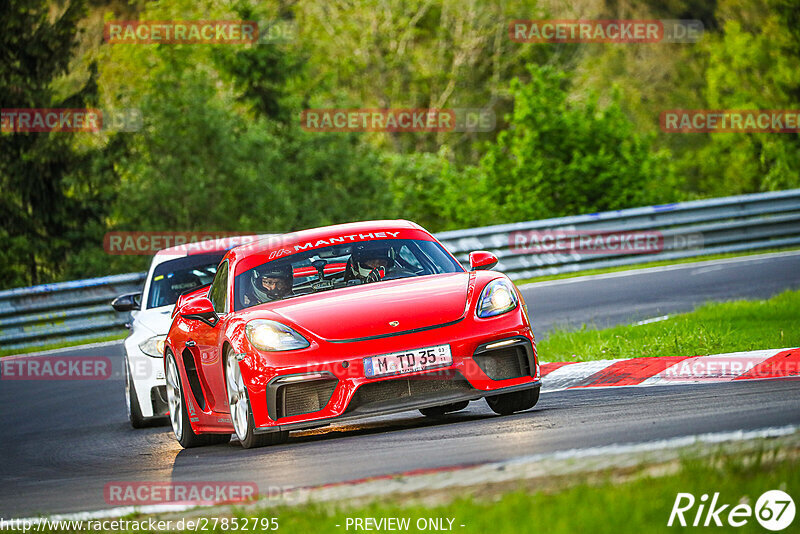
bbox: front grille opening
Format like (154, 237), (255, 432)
(474, 345), (531, 380)
(151, 385), (168, 416)
(346, 370), (474, 415)
(276, 379), (337, 419)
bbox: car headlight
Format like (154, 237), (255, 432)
(245, 319), (310, 352)
(139, 335), (167, 358)
(476, 279), (519, 318)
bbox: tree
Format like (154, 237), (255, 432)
(0, 0), (113, 287)
(295, 0), (549, 164)
(93, 0), (394, 243)
(481, 65), (678, 223)
(382, 149), (493, 231)
(694, 0), (800, 195)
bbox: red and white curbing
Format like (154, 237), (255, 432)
(540, 347), (800, 392)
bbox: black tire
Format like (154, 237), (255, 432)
(239, 408), (289, 449)
(166, 351), (230, 448)
(125, 363), (147, 429)
(486, 386), (540, 416)
(419, 401), (470, 418)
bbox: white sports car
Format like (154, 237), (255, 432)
(112, 238), (257, 427)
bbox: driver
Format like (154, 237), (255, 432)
(243, 264), (293, 305)
(349, 243), (396, 282)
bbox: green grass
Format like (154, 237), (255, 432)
(25, 446), (799, 533)
(252, 451), (798, 534)
(0, 331), (127, 358)
(538, 289), (800, 362)
(516, 246), (800, 284)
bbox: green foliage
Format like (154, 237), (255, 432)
(210, 3), (302, 124)
(0, 0), (117, 287)
(480, 65), (679, 222)
(54, 0), (398, 279)
(383, 150), (493, 231)
(694, 1), (800, 195)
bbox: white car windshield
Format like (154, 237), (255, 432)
(147, 253), (225, 308)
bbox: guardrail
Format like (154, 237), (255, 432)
(436, 188), (800, 280)
(1, 189), (799, 352)
(0, 273), (146, 352)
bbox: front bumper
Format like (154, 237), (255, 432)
(124, 336), (167, 419)
(256, 378), (541, 434)
(241, 311), (540, 432)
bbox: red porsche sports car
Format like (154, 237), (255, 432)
(164, 220), (541, 448)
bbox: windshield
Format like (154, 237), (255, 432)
(146, 253), (225, 309)
(234, 238), (463, 310)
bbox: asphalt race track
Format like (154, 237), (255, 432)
(521, 251), (800, 333)
(1, 252), (799, 518)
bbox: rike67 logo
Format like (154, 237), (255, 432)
(669, 490), (795, 530)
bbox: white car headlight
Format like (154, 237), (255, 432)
(476, 279), (519, 318)
(245, 319), (309, 352)
(139, 335), (167, 358)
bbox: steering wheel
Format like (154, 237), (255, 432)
(365, 267), (386, 284)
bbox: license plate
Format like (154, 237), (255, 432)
(364, 344), (452, 378)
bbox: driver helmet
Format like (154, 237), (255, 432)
(350, 243), (395, 280)
(250, 263), (293, 301)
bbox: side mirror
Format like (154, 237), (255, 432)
(111, 292), (141, 312)
(179, 296), (219, 327)
(469, 251), (498, 271)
